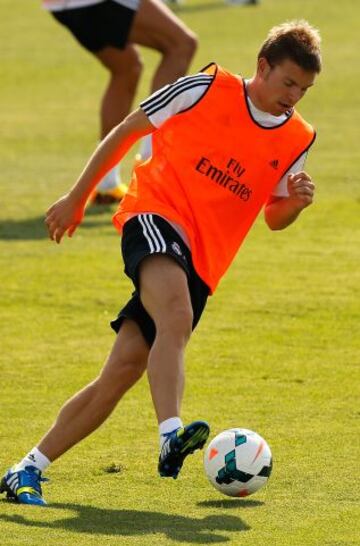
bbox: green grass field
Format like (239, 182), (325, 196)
(1, 0), (359, 544)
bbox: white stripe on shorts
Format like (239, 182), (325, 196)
(148, 214), (167, 252)
(143, 214), (161, 252)
(138, 214), (167, 254)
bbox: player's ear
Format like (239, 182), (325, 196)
(257, 57), (272, 79)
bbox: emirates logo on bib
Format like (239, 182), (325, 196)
(269, 159), (279, 170)
(195, 156), (252, 202)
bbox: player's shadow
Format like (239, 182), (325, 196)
(0, 206), (113, 241)
(0, 502), (250, 543)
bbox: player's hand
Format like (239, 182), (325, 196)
(287, 171), (315, 209)
(45, 194), (85, 244)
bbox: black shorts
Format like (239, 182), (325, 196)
(52, 1), (137, 53)
(110, 214), (210, 346)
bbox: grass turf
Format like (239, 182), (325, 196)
(0, 0), (359, 544)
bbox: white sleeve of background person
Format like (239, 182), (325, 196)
(42, 0), (140, 11)
(140, 73), (214, 128)
(271, 152), (308, 197)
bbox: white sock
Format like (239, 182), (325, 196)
(13, 447), (51, 473)
(97, 165), (121, 191)
(139, 134), (152, 161)
(159, 417), (183, 448)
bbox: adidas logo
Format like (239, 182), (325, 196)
(269, 159), (279, 170)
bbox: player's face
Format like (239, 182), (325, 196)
(259, 58), (316, 116)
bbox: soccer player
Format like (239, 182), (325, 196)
(43, 0), (197, 203)
(1, 20), (321, 505)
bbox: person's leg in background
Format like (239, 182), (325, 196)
(129, 0), (198, 163)
(93, 44), (143, 202)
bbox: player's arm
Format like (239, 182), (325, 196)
(45, 108), (154, 244)
(264, 171), (315, 230)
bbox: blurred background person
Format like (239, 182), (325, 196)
(43, 0), (197, 203)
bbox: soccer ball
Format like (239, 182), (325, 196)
(204, 428), (272, 497)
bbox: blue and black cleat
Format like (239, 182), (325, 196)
(0, 465), (48, 506)
(159, 420), (210, 479)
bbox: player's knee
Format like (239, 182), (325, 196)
(105, 48), (143, 84)
(97, 359), (146, 401)
(116, 359), (147, 387)
(116, 55), (143, 87)
(174, 30), (198, 63)
(159, 29), (197, 66)
(185, 31), (198, 60)
(124, 59), (143, 95)
(157, 304), (193, 344)
(128, 54), (143, 82)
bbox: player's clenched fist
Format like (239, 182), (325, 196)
(287, 171), (315, 208)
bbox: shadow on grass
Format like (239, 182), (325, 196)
(198, 499), (264, 509)
(0, 206), (113, 241)
(0, 501), (250, 543)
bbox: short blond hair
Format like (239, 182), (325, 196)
(258, 20), (322, 73)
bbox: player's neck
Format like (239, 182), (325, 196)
(246, 78), (270, 114)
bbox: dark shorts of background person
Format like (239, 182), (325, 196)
(111, 214), (210, 347)
(52, 1), (137, 53)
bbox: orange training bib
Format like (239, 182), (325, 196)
(113, 64), (315, 293)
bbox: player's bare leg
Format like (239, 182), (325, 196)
(37, 319), (149, 462)
(138, 255), (209, 478)
(92, 45), (142, 202)
(129, 0), (198, 163)
(95, 44), (142, 138)
(129, 0), (198, 91)
(139, 255), (192, 421)
(1, 319), (149, 504)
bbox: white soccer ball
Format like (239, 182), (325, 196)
(204, 428), (272, 497)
